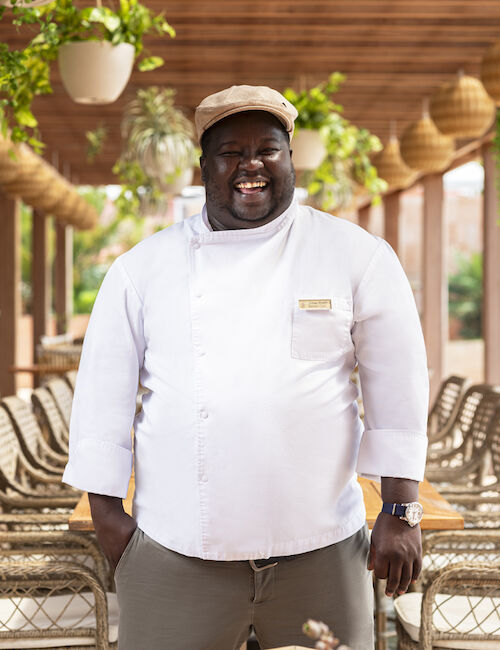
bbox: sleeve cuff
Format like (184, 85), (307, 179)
(356, 429), (428, 483)
(62, 438), (132, 498)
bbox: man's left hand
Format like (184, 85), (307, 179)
(368, 511), (422, 597)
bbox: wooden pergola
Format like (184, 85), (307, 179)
(0, 0), (499, 399)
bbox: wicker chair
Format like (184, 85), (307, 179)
(395, 562), (500, 649)
(427, 384), (495, 455)
(1, 397), (67, 474)
(31, 387), (69, 456)
(428, 375), (469, 442)
(0, 530), (116, 648)
(425, 391), (500, 488)
(46, 378), (74, 430)
(0, 408), (79, 512)
(64, 370), (78, 392)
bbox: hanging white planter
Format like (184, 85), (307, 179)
(58, 41), (135, 105)
(291, 129), (327, 171)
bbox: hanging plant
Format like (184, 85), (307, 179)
(113, 87), (199, 218)
(284, 74), (386, 211)
(0, 0), (175, 150)
(121, 87), (197, 180)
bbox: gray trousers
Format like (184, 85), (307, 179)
(114, 526), (374, 650)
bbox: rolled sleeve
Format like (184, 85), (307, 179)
(62, 257), (145, 497)
(352, 239), (429, 482)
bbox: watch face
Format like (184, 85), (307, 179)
(405, 502), (423, 526)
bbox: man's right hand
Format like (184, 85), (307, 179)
(88, 493), (137, 571)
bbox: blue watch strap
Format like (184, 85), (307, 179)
(382, 502), (406, 517)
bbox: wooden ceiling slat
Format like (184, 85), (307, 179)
(2, 0), (499, 184)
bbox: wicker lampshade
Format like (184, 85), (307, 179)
(400, 116), (454, 173)
(4, 158), (54, 198)
(481, 39), (500, 104)
(429, 73), (495, 138)
(372, 137), (417, 188)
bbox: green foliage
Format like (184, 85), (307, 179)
(284, 74), (387, 211)
(85, 124), (107, 162)
(283, 73), (345, 131)
(73, 186), (144, 313)
(0, 0), (175, 150)
(448, 251), (483, 339)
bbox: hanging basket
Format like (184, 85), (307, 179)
(0, 141), (29, 185)
(372, 138), (417, 188)
(291, 129), (327, 171)
(58, 41), (135, 104)
(481, 39), (500, 104)
(429, 74), (495, 138)
(30, 178), (71, 214)
(400, 116), (454, 173)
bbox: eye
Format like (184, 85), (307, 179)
(260, 148), (280, 155)
(218, 151), (240, 157)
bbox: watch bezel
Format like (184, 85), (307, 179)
(401, 501), (423, 527)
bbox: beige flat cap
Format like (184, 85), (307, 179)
(195, 85), (298, 143)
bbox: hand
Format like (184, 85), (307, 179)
(368, 512), (422, 597)
(88, 493), (137, 571)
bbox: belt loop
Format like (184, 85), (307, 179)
(249, 559), (278, 572)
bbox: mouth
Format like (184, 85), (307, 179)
(233, 179), (270, 195)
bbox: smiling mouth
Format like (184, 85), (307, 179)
(234, 180), (270, 195)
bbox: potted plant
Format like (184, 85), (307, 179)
(283, 73), (345, 170)
(0, 0), (175, 149)
(121, 87), (198, 191)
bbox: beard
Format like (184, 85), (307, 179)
(203, 165), (296, 227)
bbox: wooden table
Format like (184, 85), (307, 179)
(69, 477), (464, 532)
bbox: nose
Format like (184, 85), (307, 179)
(239, 152), (264, 171)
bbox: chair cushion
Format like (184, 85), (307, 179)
(0, 591), (118, 648)
(395, 592), (500, 649)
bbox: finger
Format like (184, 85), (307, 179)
(396, 564), (412, 595)
(385, 561), (402, 596)
(374, 553), (389, 581)
(411, 556), (422, 583)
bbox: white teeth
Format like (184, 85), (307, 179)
(235, 181), (268, 189)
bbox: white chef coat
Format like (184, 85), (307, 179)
(63, 198), (429, 561)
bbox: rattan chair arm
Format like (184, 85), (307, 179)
(0, 560), (110, 650)
(0, 512), (70, 526)
(422, 529), (500, 554)
(425, 456), (481, 483)
(446, 492), (500, 506)
(439, 482), (499, 496)
(419, 562), (500, 650)
(1, 488), (79, 509)
(37, 434), (68, 466)
(18, 451), (66, 486)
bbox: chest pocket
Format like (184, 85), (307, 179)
(291, 297), (353, 361)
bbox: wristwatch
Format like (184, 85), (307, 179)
(381, 502), (423, 527)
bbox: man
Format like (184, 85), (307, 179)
(63, 85), (429, 650)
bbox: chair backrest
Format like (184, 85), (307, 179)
(422, 530), (500, 574)
(1, 396), (46, 460)
(0, 408), (21, 486)
(464, 388), (500, 461)
(46, 378), (73, 429)
(31, 387), (69, 454)
(443, 383), (495, 449)
(490, 404), (500, 483)
(428, 375), (469, 439)
(64, 369), (78, 392)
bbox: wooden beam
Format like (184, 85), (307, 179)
(0, 191), (20, 397)
(482, 143), (500, 384)
(55, 223), (73, 335)
(357, 203), (371, 231)
(32, 210), (51, 378)
(383, 192), (400, 255)
(422, 174), (447, 404)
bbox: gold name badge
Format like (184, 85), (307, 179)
(298, 299), (332, 311)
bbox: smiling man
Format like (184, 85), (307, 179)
(63, 86), (429, 650)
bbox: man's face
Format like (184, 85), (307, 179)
(200, 111), (296, 230)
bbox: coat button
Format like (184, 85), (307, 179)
(200, 409), (208, 419)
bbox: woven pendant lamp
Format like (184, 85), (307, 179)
(372, 124), (417, 188)
(400, 104), (454, 173)
(481, 40), (500, 104)
(429, 71), (495, 138)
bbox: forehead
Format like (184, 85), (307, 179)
(206, 111), (288, 148)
